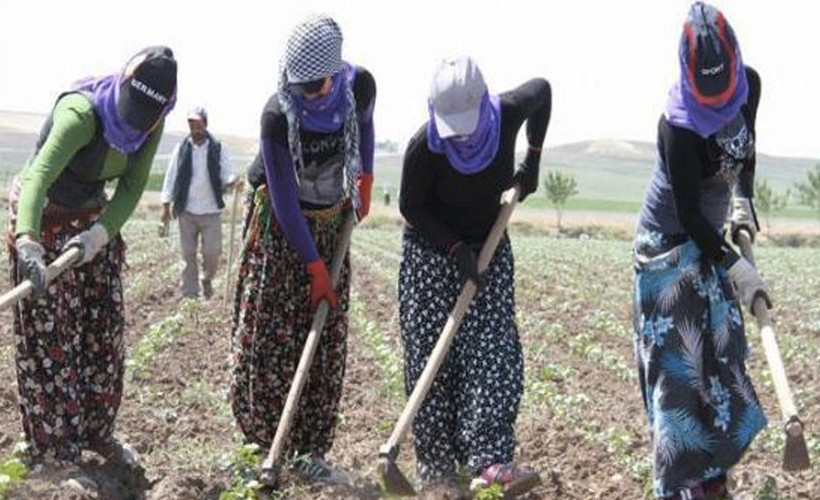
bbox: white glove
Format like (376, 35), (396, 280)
(731, 197), (758, 243)
(66, 223), (110, 266)
(727, 257), (771, 312)
(15, 237), (47, 295)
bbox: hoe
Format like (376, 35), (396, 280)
(259, 211), (356, 486)
(736, 229), (810, 471)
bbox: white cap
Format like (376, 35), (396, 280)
(429, 56), (487, 138)
(186, 106), (207, 124)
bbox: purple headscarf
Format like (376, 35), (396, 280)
(290, 63), (354, 133)
(73, 74), (175, 154)
(665, 7), (748, 138)
(427, 92), (501, 174)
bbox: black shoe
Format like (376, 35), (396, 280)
(292, 456), (351, 486)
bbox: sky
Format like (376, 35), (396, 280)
(1, 0), (818, 158)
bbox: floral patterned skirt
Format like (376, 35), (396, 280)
(398, 230), (523, 482)
(229, 186), (350, 457)
(632, 228), (766, 498)
(7, 188), (126, 466)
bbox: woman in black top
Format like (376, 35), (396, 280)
(633, 3), (769, 499)
(399, 56), (550, 498)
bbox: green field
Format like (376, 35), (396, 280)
(365, 150), (820, 221)
(3, 125), (819, 223)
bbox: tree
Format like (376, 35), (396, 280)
(753, 179), (789, 236)
(794, 164), (820, 229)
(543, 171), (578, 231)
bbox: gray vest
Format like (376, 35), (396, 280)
(35, 91), (135, 209)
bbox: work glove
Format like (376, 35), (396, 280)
(450, 241), (481, 287)
(730, 197), (759, 244)
(306, 259), (338, 310)
(356, 173), (374, 221)
(511, 147), (541, 202)
(15, 237), (47, 296)
(65, 223), (110, 266)
(727, 257), (772, 312)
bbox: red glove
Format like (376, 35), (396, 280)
(306, 259), (338, 310)
(356, 173), (374, 221)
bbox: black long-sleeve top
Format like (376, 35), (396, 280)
(399, 78), (551, 251)
(639, 67), (760, 263)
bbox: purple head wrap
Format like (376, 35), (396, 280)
(73, 73), (175, 154)
(427, 92), (501, 174)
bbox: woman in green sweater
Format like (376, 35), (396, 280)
(7, 46), (177, 470)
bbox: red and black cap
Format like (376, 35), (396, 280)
(118, 46), (177, 131)
(680, 2), (739, 106)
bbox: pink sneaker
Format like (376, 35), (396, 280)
(469, 463), (541, 498)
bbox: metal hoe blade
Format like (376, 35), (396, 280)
(378, 445), (415, 496)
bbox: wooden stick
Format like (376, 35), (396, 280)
(0, 247), (81, 312)
(260, 212), (356, 482)
(223, 180), (243, 307)
(736, 231), (801, 424)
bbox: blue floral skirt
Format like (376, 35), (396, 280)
(632, 229), (766, 498)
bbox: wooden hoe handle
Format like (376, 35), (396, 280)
(261, 212), (356, 476)
(0, 247), (81, 312)
(735, 230), (801, 424)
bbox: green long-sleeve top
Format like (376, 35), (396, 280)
(16, 93), (163, 238)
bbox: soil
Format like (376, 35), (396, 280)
(0, 211), (817, 499)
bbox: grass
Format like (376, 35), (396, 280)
(217, 444), (264, 500)
(124, 298), (200, 383)
(520, 195), (820, 221)
(472, 482), (505, 499)
(348, 290), (404, 400)
(0, 458), (27, 500)
(524, 196), (641, 213)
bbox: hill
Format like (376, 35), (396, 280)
(2, 110), (817, 206)
(0, 110), (259, 172)
(368, 139), (818, 206)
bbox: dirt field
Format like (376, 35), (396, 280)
(0, 202), (818, 499)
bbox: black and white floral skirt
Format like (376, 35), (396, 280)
(398, 229), (523, 483)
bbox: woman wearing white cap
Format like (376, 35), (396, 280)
(7, 46), (176, 471)
(229, 13), (376, 484)
(399, 56), (550, 498)
(634, 3), (766, 499)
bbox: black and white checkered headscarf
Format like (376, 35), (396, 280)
(278, 13), (361, 212)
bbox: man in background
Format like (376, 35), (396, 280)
(161, 106), (235, 298)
